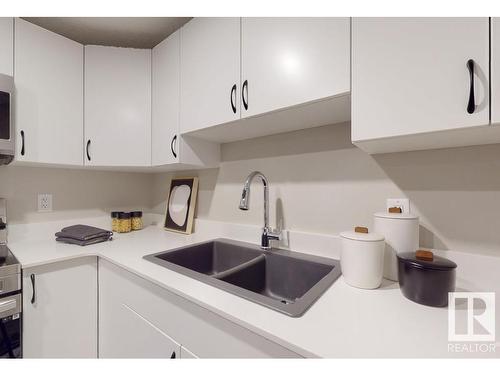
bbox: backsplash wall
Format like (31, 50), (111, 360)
(0, 166), (153, 224)
(1, 123), (499, 257)
(152, 123), (500, 256)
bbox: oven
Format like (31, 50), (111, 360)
(0, 294), (21, 358)
(0, 246), (22, 358)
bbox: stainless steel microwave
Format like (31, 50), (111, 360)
(0, 74), (14, 165)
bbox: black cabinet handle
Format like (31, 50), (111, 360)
(467, 59), (475, 114)
(30, 274), (36, 304)
(230, 84), (237, 113)
(20, 130), (25, 156)
(170, 351), (176, 359)
(242, 80), (248, 111)
(170, 135), (177, 158)
(86, 140), (91, 161)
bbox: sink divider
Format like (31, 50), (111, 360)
(213, 254), (266, 280)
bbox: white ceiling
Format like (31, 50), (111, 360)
(23, 17), (192, 49)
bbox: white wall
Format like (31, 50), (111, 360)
(0, 166), (153, 224)
(2, 123), (499, 257)
(152, 123), (500, 256)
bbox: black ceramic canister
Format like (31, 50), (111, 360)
(397, 251), (457, 307)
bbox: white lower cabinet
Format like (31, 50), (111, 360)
(22, 256), (299, 358)
(100, 302), (180, 358)
(99, 259), (301, 358)
(22, 257), (98, 358)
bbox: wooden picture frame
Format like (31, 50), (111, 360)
(164, 177), (199, 234)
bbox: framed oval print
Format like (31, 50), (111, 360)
(164, 177), (199, 234)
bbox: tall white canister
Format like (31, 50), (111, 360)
(373, 210), (419, 281)
(340, 227), (385, 289)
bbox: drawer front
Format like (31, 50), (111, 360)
(0, 294), (21, 319)
(100, 300), (180, 358)
(0, 274), (21, 296)
(99, 260), (301, 358)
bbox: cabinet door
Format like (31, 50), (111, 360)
(85, 45), (151, 166)
(352, 18), (489, 142)
(152, 31), (180, 166)
(0, 18), (13, 76)
(180, 18), (240, 133)
(14, 18), (83, 165)
(100, 302), (180, 358)
(492, 18), (500, 124)
(22, 257), (97, 358)
(241, 17), (350, 118)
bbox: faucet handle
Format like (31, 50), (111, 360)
(267, 228), (281, 240)
(261, 227), (281, 249)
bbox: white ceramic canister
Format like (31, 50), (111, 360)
(373, 212), (419, 281)
(340, 229), (385, 289)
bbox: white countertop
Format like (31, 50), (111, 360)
(7, 216), (500, 358)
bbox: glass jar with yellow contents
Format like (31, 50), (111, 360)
(111, 211), (121, 232)
(131, 211), (143, 231)
(116, 212), (132, 233)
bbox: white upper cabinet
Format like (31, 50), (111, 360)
(85, 45), (151, 167)
(492, 18), (500, 124)
(14, 18), (84, 165)
(241, 17), (350, 118)
(179, 17), (350, 143)
(152, 30), (220, 169)
(352, 18), (490, 151)
(0, 18), (13, 76)
(152, 31), (180, 166)
(180, 18), (240, 134)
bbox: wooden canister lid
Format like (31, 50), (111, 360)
(388, 206), (403, 213)
(354, 226), (369, 234)
(416, 250), (434, 261)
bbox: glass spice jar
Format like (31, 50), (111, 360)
(116, 212), (132, 233)
(111, 211), (121, 232)
(131, 211), (143, 231)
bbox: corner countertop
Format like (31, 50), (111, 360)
(7, 216), (500, 358)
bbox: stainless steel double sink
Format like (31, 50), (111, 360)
(144, 238), (341, 317)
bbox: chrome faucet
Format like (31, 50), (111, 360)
(239, 171), (281, 250)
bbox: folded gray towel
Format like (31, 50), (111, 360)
(55, 225), (113, 246)
(56, 235), (112, 246)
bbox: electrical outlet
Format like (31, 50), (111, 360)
(386, 198), (410, 213)
(38, 194), (53, 212)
